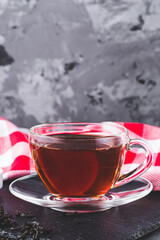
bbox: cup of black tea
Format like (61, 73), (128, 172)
(29, 122), (152, 212)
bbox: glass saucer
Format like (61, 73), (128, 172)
(9, 174), (153, 213)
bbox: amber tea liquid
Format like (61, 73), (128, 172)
(31, 133), (124, 197)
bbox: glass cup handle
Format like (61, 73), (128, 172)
(114, 139), (153, 188)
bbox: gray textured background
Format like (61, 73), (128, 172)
(0, 0), (160, 128)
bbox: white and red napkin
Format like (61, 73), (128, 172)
(0, 117), (160, 190)
(118, 122), (160, 191)
(0, 117), (35, 182)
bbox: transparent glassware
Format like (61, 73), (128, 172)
(10, 122), (153, 212)
(9, 174), (153, 213)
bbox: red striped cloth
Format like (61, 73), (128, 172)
(118, 122), (160, 191)
(0, 117), (159, 190)
(0, 117), (35, 180)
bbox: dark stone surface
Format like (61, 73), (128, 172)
(0, 45), (14, 66)
(1, 179), (160, 240)
(0, 0), (160, 128)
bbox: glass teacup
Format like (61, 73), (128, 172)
(29, 122), (152, 212)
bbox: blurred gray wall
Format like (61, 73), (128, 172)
(0, 0), (160, 128)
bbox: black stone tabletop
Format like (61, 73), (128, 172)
(0, 179), (160, 240)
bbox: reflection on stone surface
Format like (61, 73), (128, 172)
(0, 0), (160, 127)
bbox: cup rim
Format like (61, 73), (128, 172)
(29, 122), (128, 139)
